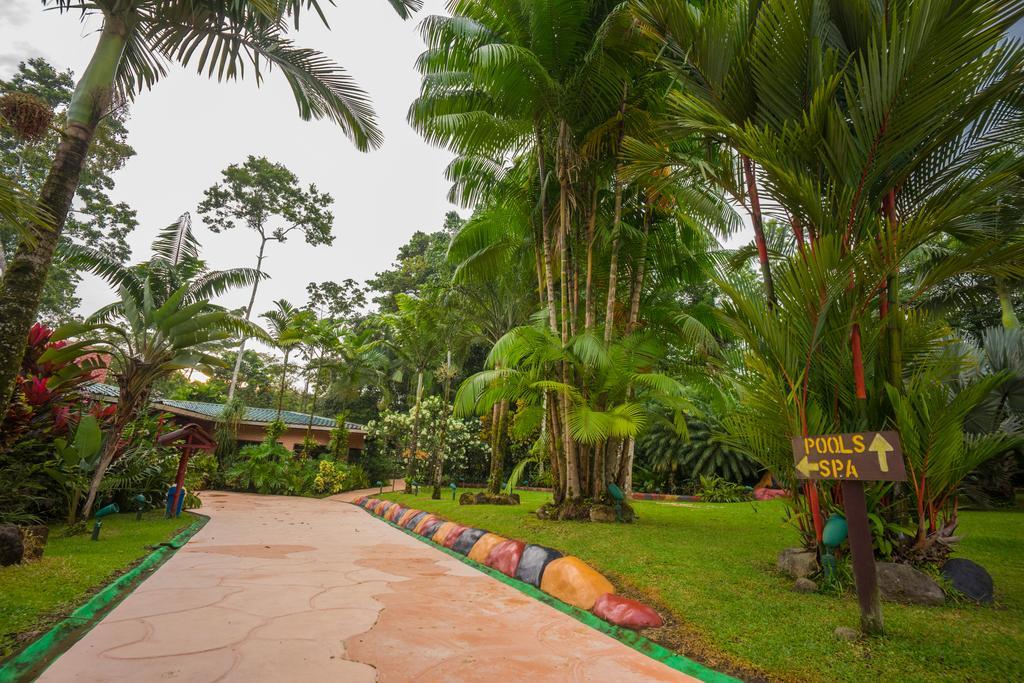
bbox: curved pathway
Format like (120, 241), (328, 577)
(39, 490), (692, 682)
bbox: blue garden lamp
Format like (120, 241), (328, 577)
(91, 503), (120, 540)
(607, 483), (626, 522)
(449, 482), (458, 500)
(377, 480), (384, 494)
(133, 494), (147, 521)
(821, 514), (849, 580)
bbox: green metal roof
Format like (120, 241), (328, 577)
(83, 383), (363, 431)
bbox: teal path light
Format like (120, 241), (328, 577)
(450, 481), (458, 500)
(607, 483), (626, 522)
(91, 503), (120, 541)
(821, 514), (849, 581)
(377, 480), (384, 494)
(133, 494), (147, 521)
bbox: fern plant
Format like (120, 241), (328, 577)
(637, 417), (759, 485)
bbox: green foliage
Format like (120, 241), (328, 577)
(327, 415), (350, 459)
(224, 442), (368, 497)
(637, 417), (759, 487)
(312, 460), (369, 495)
(264, 418), (287, 444)
(695, 474), (751, 503)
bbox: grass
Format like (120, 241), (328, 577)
(380, 490), (1024, 683)
(0, 511), (193, 660)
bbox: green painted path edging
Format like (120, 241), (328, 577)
(0, 513), (209, 683)
(357, 503), (738, 683)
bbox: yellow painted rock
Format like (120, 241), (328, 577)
(539, 556), (615, 610)
(432, 522), (457, 544)
(398, 509), (419, 527)
(413, 515), (439, 534)
(467, 533), (507, 563)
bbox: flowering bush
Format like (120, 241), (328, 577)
(366, 396), (490, 484)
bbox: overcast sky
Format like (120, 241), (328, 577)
(0, 0), (461, 321)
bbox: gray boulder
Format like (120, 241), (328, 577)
(876, 562), (945, 606)
(794, 577), (818, 593)
(941, 558), (994, 604)
(777, 547), (818, 579)
(0, 525), (24, 566)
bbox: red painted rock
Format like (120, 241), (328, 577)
(592, 593), (663, 630)
(431, 522), (458, 544)
(414, 516), (441, 535)
(485, 539), (526, 577)
(467, 533), (506, 563)
(442, 525), (469, 548)
(353, 496), (365, 505)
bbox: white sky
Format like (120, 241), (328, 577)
(0, 0), (461, 321)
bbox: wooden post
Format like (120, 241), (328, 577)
(841, 480), (884, 634)
(172, 444), (192, 518)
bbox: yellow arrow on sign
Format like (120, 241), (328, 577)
(868, 433), (893, 472)
(796, 455), (819, 478)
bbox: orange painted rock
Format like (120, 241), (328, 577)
(485, 539), (526, 577)
(398, 509), (419, 527)
(539, 557), (615, 610)
(353, 497), (365, 505)
(412, 515), (436, 534)
(415, 516), (442, 535)
(432, 522), (458, 544)
(442, 525), (469, 549)
(592, 593), (663, 630)
(419, 518), (444, 538)
(387, 505), (405, 522)
(467, 533), (507, 563)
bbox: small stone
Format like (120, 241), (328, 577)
(516, 544), (563, 587)
(540, 557), (615, 610)
(0, 525), (24, 566)
(777, 547), (818, 579)
(589, 505), (617, 523)
(876, 562), (945, 606)
(833, 626), (860, 641)
(941, 558), (994, 604)
(794, 577), (817, 593)
(592, 593), (663, 630)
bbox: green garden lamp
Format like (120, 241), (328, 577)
(449, 482), (458, 500)
(133, 494), (147, 521)
(821, 514), (849, 581)
(91, 503), (120, 541)
(377, 480), (384, 494)
(607, 483), (626, 522)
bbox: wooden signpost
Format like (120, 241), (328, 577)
(791, 430), (906, 635)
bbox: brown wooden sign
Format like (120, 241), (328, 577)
(791, 431), (906, 482)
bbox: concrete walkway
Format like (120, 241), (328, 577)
(40, 490), (692, 682)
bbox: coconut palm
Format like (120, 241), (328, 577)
(261, 299), (311, 421)
(0, 0), (423, 417)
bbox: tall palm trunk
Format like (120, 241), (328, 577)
(604, 181), (625, 344)
(431, 351), (453, 499)
(557, 120), (581, 500)
(228, 236), (269, 399)
(0, 17), (128, 416)
(403, 370), (424, 492)
(583, 187), (599, 331)
(996, 278), (1019, 329)
(275, 348), (291, 421)
(741, 155), (776, 307)
(81, 367), (148, 518)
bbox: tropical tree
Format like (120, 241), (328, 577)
(0, 0), (422, 418)
(261, 299), (311, 421)
(199, 156), (335, 399)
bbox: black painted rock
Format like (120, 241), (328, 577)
(876, 562), (945, 606)
(452, 528), (487, 555)
(515, 544), (563, 587)
(0, 525), (24, 566)
(419, 519), (444, 538)
(405, 511), (428, 529)
(942, 558), (994, 604)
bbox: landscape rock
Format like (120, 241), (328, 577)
(794, 578), (818, 593)
(589, 504), (617, 523)
(452, 528), (487, 555)
(516, 544), (563, 587)
(441, 524), (470, 548)
(540, 557), (615, 610)
(833, 626), (860, 641)
(777, 547), (818, 579)
(941, 558), (994, 604)
(460, 492), (521, 506)
(431, 522), (458, 544)
(876, 562), (945, 606)
(592, 594), (663, 630)
(397, 509), (419, 527)
(467, 533), (507, 563)
(405, 512), (428, 530)
(0, 525), (24, 566)
(485, 539), (526, 577)
(418, 518), (444, 538)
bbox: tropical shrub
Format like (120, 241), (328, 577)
(313, 460), (369, 495)
(696, 475), (751, 503)
(637, 417), (760, 488)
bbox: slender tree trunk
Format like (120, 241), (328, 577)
(81, 371), (147, 518)
(557, 121), (581, 500)
(487, 402), (503, 494)
(275, 348), (291, 421)
(403, 370), (424, 492)
(584, 187), (599, 331)
(604, 180), (624, 344)
(627, 204), (651, 334)
(228, 236), (268, 400)
(742, 155), (776, 307)
(431, 352), (452, 500)
(536, 129), (558, 337)
(0, 17), (128, 416)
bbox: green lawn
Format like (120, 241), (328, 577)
(0, 511), (194, 660)
(380, 490), (1024, 683)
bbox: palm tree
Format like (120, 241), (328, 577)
(261, 299), (310, 421)
(0, 0), (423, 417)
